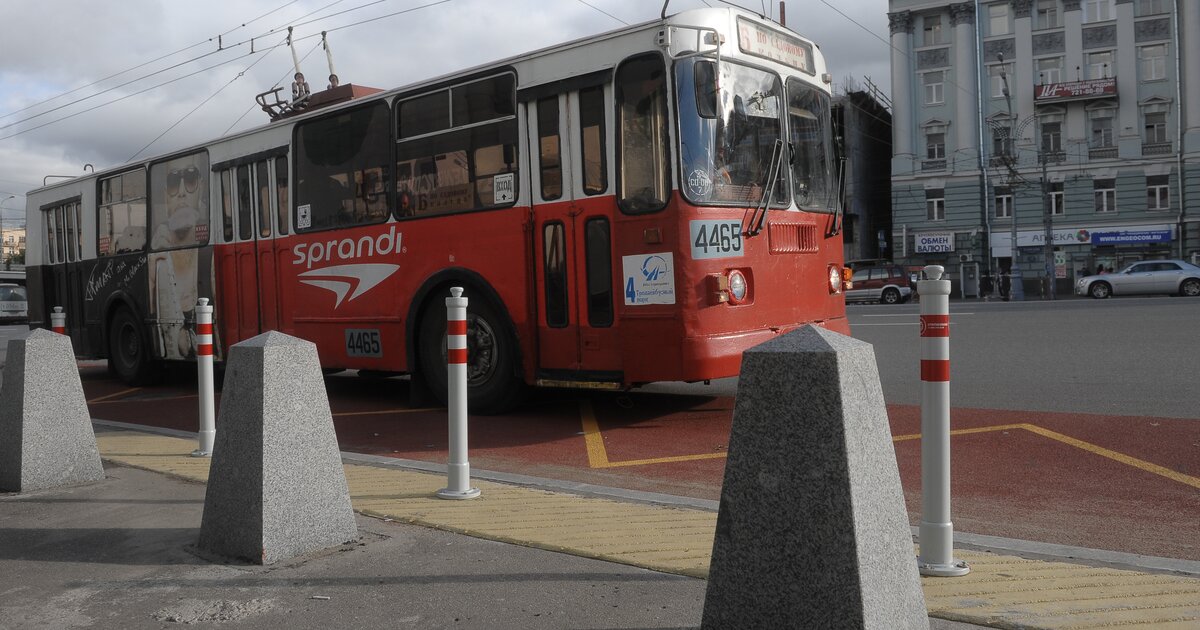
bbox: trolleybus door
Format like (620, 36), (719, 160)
(227, 159), (284, 343)
(528, 89), (620, 378)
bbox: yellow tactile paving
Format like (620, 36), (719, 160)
(96, 430), (1200, 629)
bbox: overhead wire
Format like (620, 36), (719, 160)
(0, 0), (304, 121)
(0, 0), (454, 143)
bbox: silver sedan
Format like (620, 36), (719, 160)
(1075, 259), (1200, 299)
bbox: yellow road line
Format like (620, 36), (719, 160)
(332, 407), (441, 417)
(1020, 423), (1200, 491)
(584, 403), (1199, 492)
(86, 388), (142, 404)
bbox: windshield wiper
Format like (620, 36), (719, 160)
(745, 139), (785, 237)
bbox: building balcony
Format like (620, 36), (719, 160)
(1088, 146), (1118, 159)
(1040, 150), (1066, 163)
(1142, 142), (1173, 156)
(921, 159), (946, 172)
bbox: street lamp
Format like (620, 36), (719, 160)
(0, 195), (13, 267)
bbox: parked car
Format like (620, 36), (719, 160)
(0, 283), (28, 324)
(1075, 259), (1200, 299)
(846, 265), (913, 304)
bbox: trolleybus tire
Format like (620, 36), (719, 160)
(107, 307), (161, 386)
(417, 292), (525, 415)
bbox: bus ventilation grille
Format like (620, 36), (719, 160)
(767, 222), (819, 254)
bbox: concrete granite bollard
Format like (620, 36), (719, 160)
(0, 329), (105, 492)
(701, 325), (928, 629)
(197, 331), (357, 564)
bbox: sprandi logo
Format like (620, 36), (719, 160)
(291, 226), (403, 308)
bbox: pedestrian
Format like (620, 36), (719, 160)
(1096, 263), (1105, 275)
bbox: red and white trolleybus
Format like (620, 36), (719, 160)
(25, 6), (849, 412)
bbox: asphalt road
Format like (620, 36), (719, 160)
(643, 295), (1200, 420)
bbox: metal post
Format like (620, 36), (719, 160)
(437, 287), (480, 500)
(916, 265), (969, 577)
(191, 298), (216, 457)
(50, 307), (66, 334)
(1041, 153), (1055, 300)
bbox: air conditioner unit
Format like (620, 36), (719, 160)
(959, 254), (971, 263)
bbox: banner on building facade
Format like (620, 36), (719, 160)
(1034, 78), (1117, 103)
(914, 231), (955, 253)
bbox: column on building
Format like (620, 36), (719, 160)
(890, 10), (914, 174)
(950, 2), (978, 161)
(1062, 1), (1085, 145)
(1183, 0), (1200, 150)
(1115, 0), (1138, 156)
(1014, 0), (1035, 130)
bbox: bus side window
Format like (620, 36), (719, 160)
(295, 101), (391, 232)
(579, 86), (607, 196)
(544, 222), (568, 328)
(615, 54), (670, 214)
(275, 156), (289, 235)
(97, 169), (148, 255)
(220, 169), (234, 242)
(537, 96), (562, 201)
(585, 218), (613, 327)
(257, 161), (272, 238)
(236, 165), (253, 240)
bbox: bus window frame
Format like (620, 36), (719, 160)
(292, 99), (394, 234)
(614, 52), (672, 216)
(96, 167), (148, 257)
(39, 196), (81, 265)
(148, 149), (212, 253)
(392, 69), (521, 221)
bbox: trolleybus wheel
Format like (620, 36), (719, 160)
(108, 307), (160, 386)
(417, 291), (524, 414)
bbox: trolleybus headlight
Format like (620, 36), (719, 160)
(727, 270), (748, 304)
(828, 265), (843, 294)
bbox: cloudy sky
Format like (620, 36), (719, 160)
(0, 0), (892, 230)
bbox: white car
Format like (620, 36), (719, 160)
(0, 283), (27, 324)
(1075, 260), (1200, 299)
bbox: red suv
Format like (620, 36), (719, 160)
(846, 265), (913, 304)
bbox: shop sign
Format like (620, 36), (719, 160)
(1091, 229), (1173, 244)
(915, 231), (955, 253)
(1034, 78), (1117, 103)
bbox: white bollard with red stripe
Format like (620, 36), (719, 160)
(436, 287), (480, 500)
(50, 306), (66, 334)
(916, 265), (969, 577)
(191, 298), (216, 458)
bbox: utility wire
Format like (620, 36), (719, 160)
(0, 0), (453, 143)
(576, 0), (628, 25)
(0, 0), (303, 121)
(128, 36), (288, 161)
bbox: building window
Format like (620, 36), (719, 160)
(1144, 111), (1168, 144)
(1040, 120), (1063, 153)
(926, 189), (945, 221)
(1086, 51), (1113, 79)
(995, 187), (1013, 218)
(1090, 111), (1115, 148)
(1146, 175), (1169, 210)
(923, 71), (944, 105)
(1135, 0), (1166, 17)
(1082, 0), (1114, 23)
(988, 64), (1012, 99)
(1094, 179), (1116, 213)
(1139, 45), (1166, 81)
(993, 127), (1014, 159)
(925, 126), (946, 160)
(1049, 182), (1064, 215)
(1036, 57), (1063, 85)
(1035, 0), (1061, 29)
(923, 15), (944, 46)
(988, 3), (1010, 35)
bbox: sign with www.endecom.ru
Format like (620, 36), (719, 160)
(915, 231), (955, 253)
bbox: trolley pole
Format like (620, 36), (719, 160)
(191, 298), (216, 457)
(436, 287), (480, 500)
(916, 265), (969, 577)
(50, 306), (66, 334)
